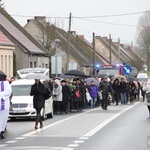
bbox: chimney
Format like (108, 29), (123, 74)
(79, 35), (84, 39)
(34, 16), (46, 23)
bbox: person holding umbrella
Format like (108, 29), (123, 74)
(30, 79), (47, 129)
(0, 71), (12, 139)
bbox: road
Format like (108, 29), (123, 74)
(0, 101), (149, 150)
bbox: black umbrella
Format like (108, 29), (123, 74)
(65, 70), (87, 77)
(0, 71), (7, 77)
(127, 77), (136, 82)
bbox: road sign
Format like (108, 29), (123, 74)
(122, 65), (132, 75)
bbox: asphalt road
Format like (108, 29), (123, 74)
(0, 101), (149, 150)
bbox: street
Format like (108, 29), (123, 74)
(0, 102), (149, 150)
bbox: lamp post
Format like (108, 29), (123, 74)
(54, 39), (61, 77)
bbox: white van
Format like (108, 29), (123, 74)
(137, 73), (148, 82)
(9, 79), (53, 120)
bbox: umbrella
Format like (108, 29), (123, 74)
(59, 74), (74, 79)
(25, 74), (50, 80)
(113, 75), (127, 82)
(65, 70), (87, 77)
(127, 77), (136, 82)
(0, 70), (7, 77)
(85, 77), (96, 85)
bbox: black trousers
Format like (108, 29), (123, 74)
(61, 101), (68, 112)
(102, 93), (108, 109)
(35, 108), (42, 125)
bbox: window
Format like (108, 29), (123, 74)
(34, 61), (36, 67)
(30, 62), (33, 68)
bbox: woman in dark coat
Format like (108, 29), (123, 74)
(112, 78), (120, 105)
(30, 79), (47, 129)
(72, 78), (82, 111)
(61, 80), (71, 113)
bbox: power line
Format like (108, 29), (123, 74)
(76, 18), (137, 27)
(11, 10), (150, 19)
(73, 11), (150, 18)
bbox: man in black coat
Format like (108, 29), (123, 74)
(99, 76), (112, 110)
(30, 79), (47, 129)
(119, 78), (127, 105)
(61, 80), (71, 113)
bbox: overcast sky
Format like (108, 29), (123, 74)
(3, 0), (150, 45)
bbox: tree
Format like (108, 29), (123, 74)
(136, 11), (150, 71)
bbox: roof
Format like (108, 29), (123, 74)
(25, 19), (94, 66)
(0, 30), (15, 46)
(0, 7), (47, 54)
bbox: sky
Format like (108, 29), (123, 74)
(3, 0), (150, 45)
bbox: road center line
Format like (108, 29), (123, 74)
(83, 102), (140, 137)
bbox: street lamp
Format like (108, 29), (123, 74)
(54, 39), (61, 77)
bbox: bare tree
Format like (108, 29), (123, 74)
(37, 22), (57, 56)
(136, 11), (150, 71)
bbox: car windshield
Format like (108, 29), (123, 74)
(11, 85), (31, 96)
(99, 69), (118, 76)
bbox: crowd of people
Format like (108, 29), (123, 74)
(42, 76), (145, 114)
(0, 72), (150, 138)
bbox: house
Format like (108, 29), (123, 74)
(0, 7), (49, 75)
(24, 17), (109, 75)
(0, 31), (15, 77)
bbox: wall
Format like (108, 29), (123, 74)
(0, 46), (14, 77)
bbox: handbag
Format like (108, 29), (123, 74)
(75, 90), (80, 98)
(146, 92), (150, 102)
(0, 81), (5, 110)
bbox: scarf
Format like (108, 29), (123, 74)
(1, 81), (4, 110)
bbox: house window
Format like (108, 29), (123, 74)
(34, 61), (36, 68)
(42, 63), (44, 68)
(5, 55), (7, 70)
(1, 55), (3, 70)
(30, 62), (33, 68)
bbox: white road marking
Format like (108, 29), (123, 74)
(68, 144), (79, 147)
(15, 137), (26, 140)
(84, 102), (139, 137)
(23, 108), (96, 137)
(0, 144), (7, 147)
(74, 140), (84, 144)
(79, 137), (89, 140)
(5, 141), (17, 144)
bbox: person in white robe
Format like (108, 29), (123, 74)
(0, 72), (12, 139)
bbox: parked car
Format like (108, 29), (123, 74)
(9, 79), (53, 120)
(137, 73), (148, 83)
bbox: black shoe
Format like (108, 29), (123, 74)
(34, 123), (38, 129)
(40, 123), (43, 128)
(1, 131), (5, 139)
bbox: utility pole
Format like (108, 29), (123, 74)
(93, 32), (95, 76)
(109, 34), (112, 64)
(67, 12), (71, 71)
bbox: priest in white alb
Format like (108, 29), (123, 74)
(0, 71), (12, 139)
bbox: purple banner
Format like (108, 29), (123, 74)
(1, 81), (4, 110)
